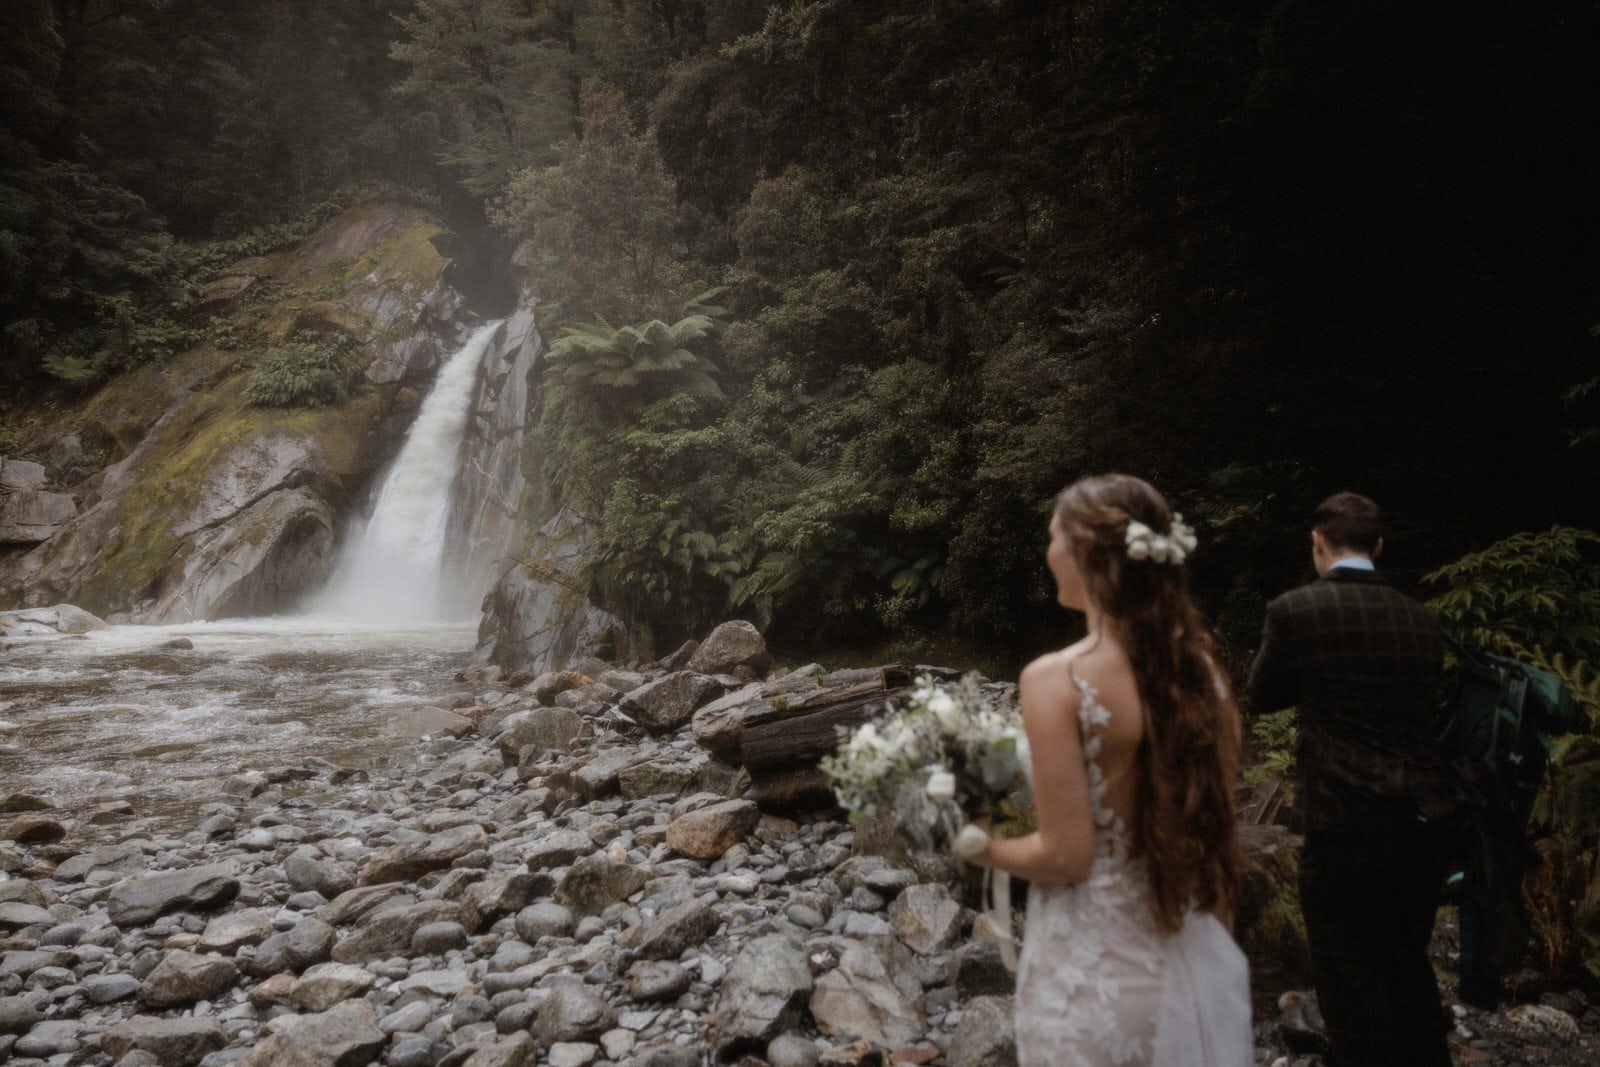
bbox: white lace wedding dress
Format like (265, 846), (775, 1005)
(1013, 676), (1253, 1066)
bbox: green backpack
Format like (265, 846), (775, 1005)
(1441, 636), (1581, 1006)
(1441, 636), (1580, 816)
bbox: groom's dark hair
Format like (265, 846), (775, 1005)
(1313, 492), (1381, 553)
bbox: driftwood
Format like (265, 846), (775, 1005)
(688, 664), (917, 814)
(1237, 775), (1289, 826)
(739, 665), (913, 771)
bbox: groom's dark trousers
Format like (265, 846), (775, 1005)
(1247, 567), (1453, 1067)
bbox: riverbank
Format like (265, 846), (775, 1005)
(2, 625), (1595, 1066)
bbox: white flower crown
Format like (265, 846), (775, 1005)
(1124, 513), (1198, 565)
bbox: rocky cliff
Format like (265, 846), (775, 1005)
(464, 252), (628, 682)
(0, 199), (469, 622)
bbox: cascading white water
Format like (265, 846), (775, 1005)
(310, 320), (503, 624)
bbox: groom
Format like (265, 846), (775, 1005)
(1247, 492), (1453, 1067)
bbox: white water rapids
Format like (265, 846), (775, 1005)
(0, 323), (511, 824)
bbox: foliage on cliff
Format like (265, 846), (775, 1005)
(468, 1), (1600, 653)
(0, 0), (441, 390)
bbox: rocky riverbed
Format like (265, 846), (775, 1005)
(2, 621), (1596, 1067)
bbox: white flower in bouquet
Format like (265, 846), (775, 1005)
(925, 689), (962, 733)
(820, 673), (1030, 857)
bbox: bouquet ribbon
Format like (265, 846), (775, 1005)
(985, 867), (1018, 972)
(957, 825), (1017, 971)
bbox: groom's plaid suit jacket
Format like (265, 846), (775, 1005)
(1246, 567), (1447, 831)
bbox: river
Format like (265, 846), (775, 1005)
(0, 617), (478, 826)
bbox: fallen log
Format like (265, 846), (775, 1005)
(739, 665), (914, 772)
(686, 664), (918, 813)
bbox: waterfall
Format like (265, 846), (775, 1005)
(309, 320), (503, 624)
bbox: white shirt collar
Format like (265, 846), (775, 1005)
(1328, 555), (1376, 572)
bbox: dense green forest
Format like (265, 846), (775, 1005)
(4, 0), (1598, 665)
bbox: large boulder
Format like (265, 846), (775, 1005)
(0, 902), (55, 931)
(888, 883), (963, 955)
(947, 995), (1017, 1067)
(522, 829), (595, 872)
(556, 856), (649, 916)
(495, 707), (584, 762)
(536, 982), (616, 1046)
(809, 939), (925, 1046)
(382, 705), (474, 739)
(331, 900), (459, 963)
(666, 798), (761, 860)
(358, 823), (488, 885)
(198, 910), (274, 954)
(623, 671), (725, 733)
(0, 604), (108, 635)
(138, 951), (241, 1008)
(290, 962), (377, 1011)
(635, 898), (720, 960)
(688, 620), (772, 677)
(246, 916), (337, 976)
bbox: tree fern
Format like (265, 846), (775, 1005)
(1426, 526), (1600, 693)
(545, 312), (723, 399)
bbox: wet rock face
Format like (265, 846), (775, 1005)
(473, 508), (627, 680)
(0, 459), (47, 492)
(0, 475), (77, 544)
(448, 307), (539, 598)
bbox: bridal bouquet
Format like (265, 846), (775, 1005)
(820, 673), (1031, 857)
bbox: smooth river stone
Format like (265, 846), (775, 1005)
(358, 823), (488, 885)
(198, 909), (274, 953)
(2, 814), (66, 844)
(101, 1015), (227, 1066)
(0, 995), (44, 1035)
(107, 864), (240, 927)
(238, 998), (385, 1066)
(138, 950), (240, 1008)
(0, 902), (55, 931)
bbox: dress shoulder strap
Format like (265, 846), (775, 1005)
(1065, 663), (1124, 843)
(1065, 662), (1113, 738)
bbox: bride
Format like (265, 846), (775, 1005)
(958, 473), (1253, 1065)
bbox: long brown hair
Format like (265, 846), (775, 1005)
(1054, 473), (1244, 932)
